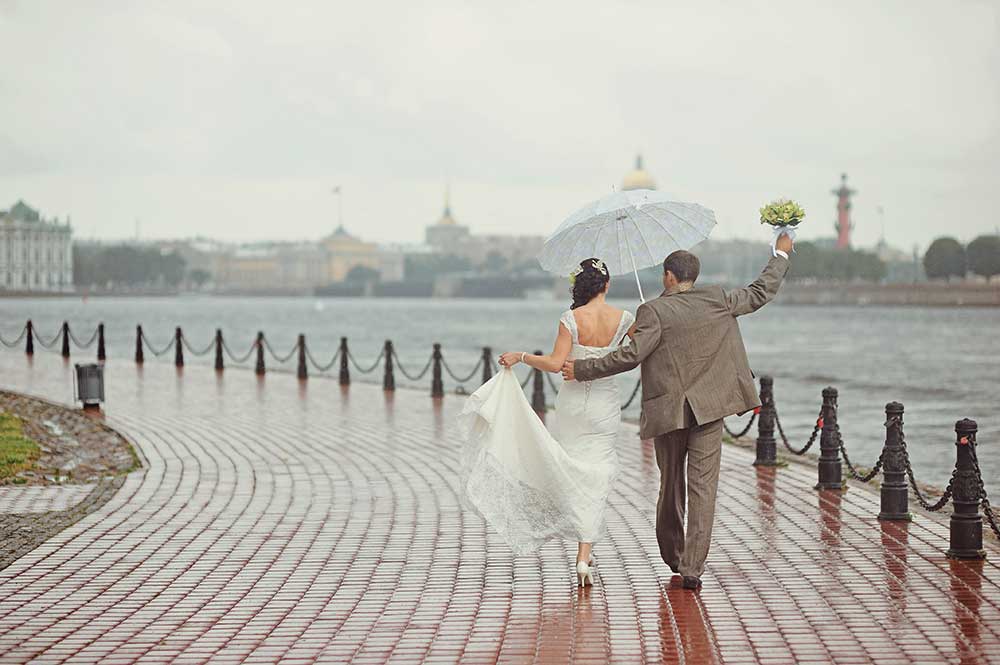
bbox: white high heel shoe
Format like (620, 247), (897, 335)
(576, 560), (593, 587)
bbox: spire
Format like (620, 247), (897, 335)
(438, 183), (457, 226)
(635, 154), (643, 170)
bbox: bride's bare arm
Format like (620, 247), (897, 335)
(499, 323), (572, 373)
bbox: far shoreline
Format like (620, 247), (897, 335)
(2, 281), (999, 307)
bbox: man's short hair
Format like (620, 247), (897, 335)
(663, 250), (700, 283)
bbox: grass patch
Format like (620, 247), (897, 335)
(0, 411), (41, 481)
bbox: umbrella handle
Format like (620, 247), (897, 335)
(624, 232), (646, 303)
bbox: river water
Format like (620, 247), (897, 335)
(1, 295), (997, 490)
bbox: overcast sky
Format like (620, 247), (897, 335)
(2, 1), (998, 251)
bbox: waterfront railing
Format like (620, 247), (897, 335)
(2, 319), (997, 558)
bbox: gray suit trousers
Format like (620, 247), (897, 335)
(653, 417), (724, 579)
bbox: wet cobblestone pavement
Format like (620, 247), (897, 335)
(0, 353), (998, 664)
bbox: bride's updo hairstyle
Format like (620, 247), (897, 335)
(570, 258), (610, 309)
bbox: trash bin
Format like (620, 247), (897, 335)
(74, 363), (105, 409)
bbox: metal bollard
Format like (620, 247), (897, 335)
(255, 332), (265, 375)
(214, 329), (224, 371)
(339, 337), (350, 386)
(481, 346), (493, 384)
(135, 325), (144, 364)
(383, 340), (395, 391)
(431, 343), (444, 397)
(297, 334), (308, 380)
(61, 322), (70, 358)
(947, 419), (985, 560)
(878, 402), (910, 521)
(25, 320), (34, 356)
(815, 387), (843, 490)
(531, 350), (545, 413)
(754, 376), (777, 466)
(97, 323), (106, 362)
(174, 327), (184, 367)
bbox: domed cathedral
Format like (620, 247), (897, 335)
(621, 154), (657, 191)
(425, 185), (470, 253)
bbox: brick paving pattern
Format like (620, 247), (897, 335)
(0, 353), (998, 664)
(0, 485), (97, 513)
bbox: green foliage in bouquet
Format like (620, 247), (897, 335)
(759, 199), (806, 227)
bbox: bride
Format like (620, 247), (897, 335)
(458, 258), (635, 586)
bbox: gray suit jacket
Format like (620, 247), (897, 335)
(574, 255), (789, 439)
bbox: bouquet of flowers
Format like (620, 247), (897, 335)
(759, 198), (805, 256)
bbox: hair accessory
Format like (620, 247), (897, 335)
(591, 259), (608, 276)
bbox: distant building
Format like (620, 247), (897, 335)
(621, 154), (657, 191)
(423, 188), (545, 270)
(0, 200), (73, 292)
(424, 187), (471, 252)
(206, 224), (403, 293)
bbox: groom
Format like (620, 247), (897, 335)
(562, 233), (793, 590)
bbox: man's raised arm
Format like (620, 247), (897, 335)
(725, 234), (792, 317)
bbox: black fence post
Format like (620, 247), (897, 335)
(174, 327), (184, 367)
(481, 347), (493, 385)
(214, 329), (224, 371)
(383, 340), (395, 391)
(754, 376), (777, 466)
(431, 343), (444, 398)
(339, 337), (350, 386)
(25, 320), (34, 356)
(815, 387), (843, 490)
(947, 419), (985, 560)
(531, 350), (546, 413)
(97, 323), (106, 362)
(135, 325), (144, 364)
(60, 322), (70, 358)
(878, 402), (910, 521)
(297, 334), (308, 380)
(255, 332), (265, 376)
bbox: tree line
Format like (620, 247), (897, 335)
(786, 242), (886, 281)
(923, 235), (1000, 280)
(73, 244), (188, 289)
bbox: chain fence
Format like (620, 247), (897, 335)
(520, 371), (532, 389)
(180, 335), (215, 357)
(775, 408), (823, 455)
(968, 436), (1000, 540)
(262, 337), (300, 364)
(892, 417), (954, 512)
(441, 356), (482, 384)
(621, 378), (641, 411)
(347, 350), (382, 374)
(392, 351), (434, 381)
(140, 332), (176, 358)
(67, 326), (100, 350)
(304, 346), (340, 373)
(723, 411), (757, 438)
(0, 326), (28, 348)
(33, 328), (62, 350)
(837, 427), (883, 483)
(222, 339), (256, 364)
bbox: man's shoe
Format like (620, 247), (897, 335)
(682, 576), (702, 590)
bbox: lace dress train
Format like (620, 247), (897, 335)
(458, 310), (633, 555)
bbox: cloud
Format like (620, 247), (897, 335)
(1, 0), (998, 248)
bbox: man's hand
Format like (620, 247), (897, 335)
(775, 231), (793, 255)
(561, 360), (576, 382)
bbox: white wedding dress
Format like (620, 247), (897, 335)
(458, 309), (634, 555)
